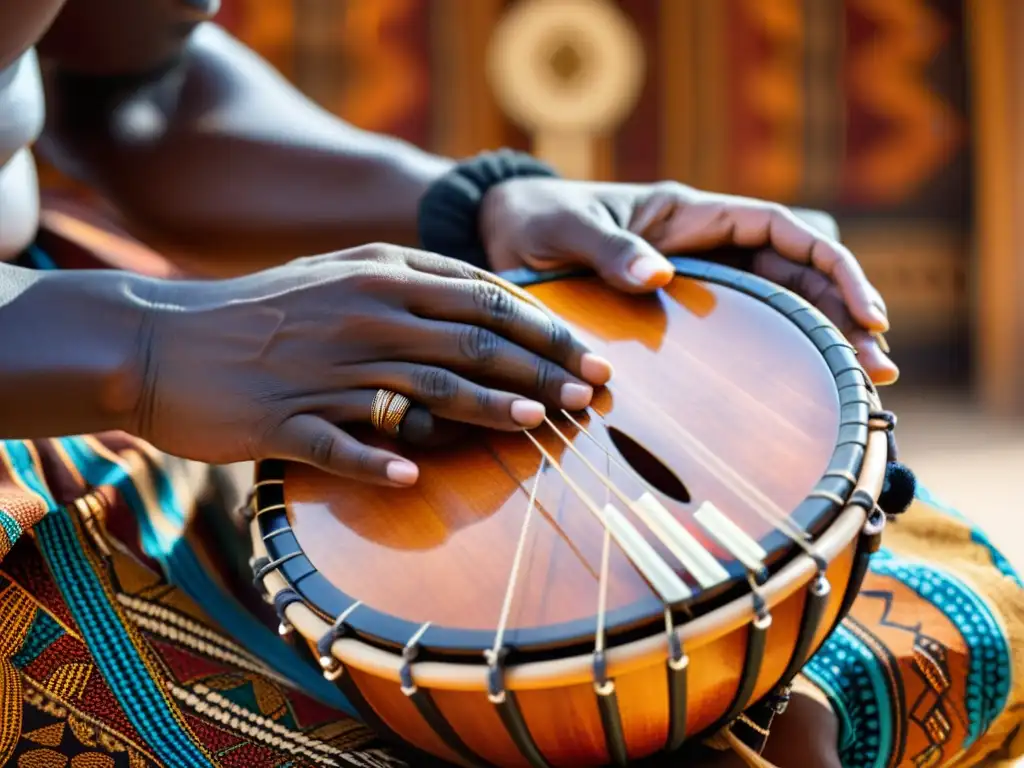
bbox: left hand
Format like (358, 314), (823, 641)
(480, 178), (897, 385)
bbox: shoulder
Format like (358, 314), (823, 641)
(0, 0), (65, 70)
(37, 0), (220, 75)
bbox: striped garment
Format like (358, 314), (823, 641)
(0, 234), (1020, 767)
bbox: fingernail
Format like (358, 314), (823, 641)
(628, 256), (671, 285)
(873, 366), (900, 386)
(511, 400), (546, 427)
(868, 306), (890, 332)
(560, 382), (593, 410)
(386, 461), (419, 485)
(581, 353), (614, 385)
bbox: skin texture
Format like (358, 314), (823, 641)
(0, 268), (151, 438)
(0, 0), (62, 260)
(135, 245), (612, 486)
(482, 179), (896, 384)
(0, 1), (898, 478)
(36, 16), (453, 261)
(0, 1), (861, 763)
(0, 51), (43, 259)
(0, 0), (606, 483)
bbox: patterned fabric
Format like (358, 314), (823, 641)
(1, 233), (1021, 767)
(803, 490), (1024, 767)
(0, 432), (398, 768)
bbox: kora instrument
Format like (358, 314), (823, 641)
(249, 257), (893, 767)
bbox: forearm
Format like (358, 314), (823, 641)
(37, 24), (453, 263)
(0, 262), (148, 438)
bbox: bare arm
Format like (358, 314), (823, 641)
(36, 3), (453, 265)
(0, 261), (149, 438)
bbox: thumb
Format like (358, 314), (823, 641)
(262, 414), (419, 486)
(562, 215), (674, 293)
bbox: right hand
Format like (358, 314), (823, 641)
(132, 244), (613, 486)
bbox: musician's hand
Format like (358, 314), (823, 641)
(134, 244), (611, 485)
(481, 179), (898, 385)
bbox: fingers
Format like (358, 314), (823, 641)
(337, 363), (548, 431)
(404, 275), (613, 386)
(288, 391), (476, 448)
(260, 413), (419, 486)
(752, 250), (898, 385)
(379, 317), (597, 410)
(389, 246), (491, 281)
(653, 194), (889, 333)
(849, 330), (900, 386)
(757, 205), (886, 332)
(311, 245), (614, 388)
(551, 212), (674, 293)
(302, 243), (483, 282)
(789, 207), (840, 240)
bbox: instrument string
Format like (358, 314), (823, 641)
(561, 405), (803, 543)
(595, 525), (612, 657)
(497, 275), (820, 552)
(592, 452), (616, 696)
(548, 411), (811, 573)
(661, 417), (811, 543)
(515, 402), (825, 608)
(521, 419), (787, 604)
(560, 404), (815, 552)
(522, 430), (692, 605)
(561, 409), (665, 498)
(541, 416), (694, 562)
(481, 284), (840, 696)
(744, 572), (771, 627)
(488, 458), (546, 662)
(494, 278), (826, 591)
(595, 451), (613, 656)
(486, 275), (695, 605)
(541, 416), (731, 587)
(617, 375), (816, 542)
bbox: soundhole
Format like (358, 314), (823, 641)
(606, 426), (691, 503)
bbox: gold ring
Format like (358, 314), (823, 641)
(370, 389), (412, 436)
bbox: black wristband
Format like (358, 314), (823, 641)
(417, 148), (560, 269)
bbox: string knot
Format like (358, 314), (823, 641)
(250, 556), (270, 590)
(811, 553), (829, 575)
(485, 649), (509, 703)
(592, 650), (614, 696)
(869, 409), (900, 462)
(667, 630), (686, 667)
(316, 602), (361, 663)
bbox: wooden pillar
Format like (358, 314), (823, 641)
(966, 0), (1024, 414)
(691, 0), (729, 192)
(659, 0), (697, 185)
(431, 0), (506, 158)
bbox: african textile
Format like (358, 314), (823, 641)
(1, 228), (1021, 767)
(0, 242), (397, 767)
(0, 434), (401, 767)
(803, 486), (1024, 767)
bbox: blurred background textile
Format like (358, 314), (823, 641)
(212, 0), (976, 386)
(37, 0), (1024, 568)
